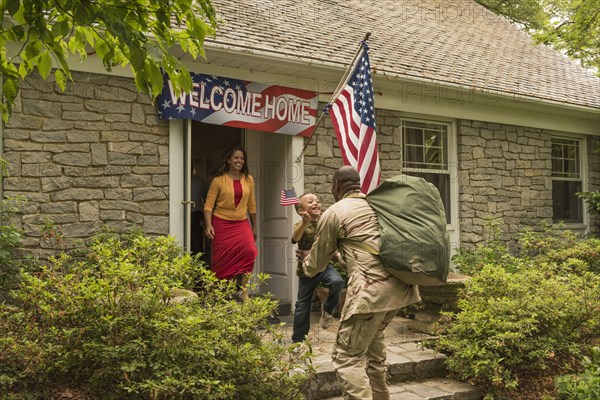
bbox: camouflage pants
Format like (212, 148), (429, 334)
(332, 309), (399, 400)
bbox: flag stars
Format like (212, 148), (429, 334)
(176, 104), (186, 113)
(161, 99), (171, 109)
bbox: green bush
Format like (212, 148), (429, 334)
(556, 347), (600, 400)
(0, 233), (309, 400)
(576, 191), (600, 216)
(439, 223), (600, 399)
(0, 194), (25, 296)
(452, 217), (519, 276)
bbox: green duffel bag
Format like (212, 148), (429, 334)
(366, 174), (450, 286)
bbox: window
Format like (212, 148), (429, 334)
(551, 138), (583, 223)
(402, 120), (451, 223)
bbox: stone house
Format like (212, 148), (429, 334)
(1, 0), (599, 307)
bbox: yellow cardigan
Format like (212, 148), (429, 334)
(204, 174), (256, 220)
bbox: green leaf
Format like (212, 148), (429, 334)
(5, 0), (20, 16)
(129, 47), (145, 70)
(55, 69), (67, 92)
(2, 76), (19, 102)
(52, 20), (70, 38)
(110, 20), (127, 37)
(12, 24), (25, 40)
(37, 51), (53, 79)
(147, 62), (163, 97)
(25, 40), (42, 59)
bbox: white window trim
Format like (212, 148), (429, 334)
(399, 116), (459, 254)
(551, 133), (589, 232)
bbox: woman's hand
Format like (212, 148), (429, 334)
(205, 224), (215, 239)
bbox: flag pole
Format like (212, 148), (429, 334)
(295, 32), (371, 163)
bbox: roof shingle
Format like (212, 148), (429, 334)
(208, 0), (600, 109)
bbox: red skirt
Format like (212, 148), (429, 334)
(210, 216), (258, 280)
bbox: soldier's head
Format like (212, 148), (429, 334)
(331, 166), (361, 201)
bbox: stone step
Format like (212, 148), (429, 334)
(304, 342), (449, 400)
(319, 378), (483, 400)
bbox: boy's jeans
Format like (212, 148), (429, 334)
(292, 264), (344, 343)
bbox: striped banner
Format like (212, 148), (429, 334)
(158, 72), (318, 136)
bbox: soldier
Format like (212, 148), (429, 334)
(298, 165), (420, 400)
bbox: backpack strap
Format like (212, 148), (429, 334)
(338, 238), (380, 256)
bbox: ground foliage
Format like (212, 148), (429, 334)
(0, 233), (310, 400)
(556, 346), (600, 400)
(440, 222), (600, 399)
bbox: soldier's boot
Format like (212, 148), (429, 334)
(372, 391), (390, 400)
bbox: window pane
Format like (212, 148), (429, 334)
(552, 180), (583, 223)
(405, 172), (451, 223)
(551, 138), (579, 178)
(403, 121), (448, 171)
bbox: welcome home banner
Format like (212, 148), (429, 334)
(158, 72), (318, 136)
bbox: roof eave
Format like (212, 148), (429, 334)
(204, 41), (600, 114)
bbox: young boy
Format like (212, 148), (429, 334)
(291, 193), (344, 343)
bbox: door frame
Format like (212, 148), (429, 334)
(169, 120), (305, 308)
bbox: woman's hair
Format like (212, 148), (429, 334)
(216, 146), (250, 178)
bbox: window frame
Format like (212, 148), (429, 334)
(400, 117), (458, 232)
(550, 134), (588, 229)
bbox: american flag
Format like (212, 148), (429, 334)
(329, 45), (381, 193)
(157, 72), (318, 136)
(280, 189), (299, 206)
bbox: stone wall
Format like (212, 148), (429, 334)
(302, 108), (599, 246)
(2, 72), (169, 257)
(457, 120), (556, 244)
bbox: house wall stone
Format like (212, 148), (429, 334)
(3, 75), (597, 255)
(302, 108), (598, 246)
(2, 72), (169, 257)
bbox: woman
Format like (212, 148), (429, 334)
(204, 146), (258, 301)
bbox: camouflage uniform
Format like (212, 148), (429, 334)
(303, 191), (420, 400)
(294, 219), (317, 277)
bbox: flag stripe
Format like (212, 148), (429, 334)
(280, 189), (299, 206)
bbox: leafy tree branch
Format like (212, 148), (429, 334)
(0, 0), (217, 122)
(476, 0), (600, 75)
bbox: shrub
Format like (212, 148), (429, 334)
(0, 193), (25, 296)
(0, 233), (309, 400)
(452, 217), (519, 276)
(576, 191), (600, 216)
(439, 223), (600, 399)
(437, 264), (599, 398)
(556, 347), (600, 400)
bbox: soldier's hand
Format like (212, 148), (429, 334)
(296, 249), (310, 261)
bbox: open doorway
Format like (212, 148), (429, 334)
(190, 121), (242, 263)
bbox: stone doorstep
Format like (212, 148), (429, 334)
(304, 342), (449, 400)
(320, 378), (482, 400)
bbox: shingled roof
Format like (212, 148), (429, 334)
(207, 0), (600, 110)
